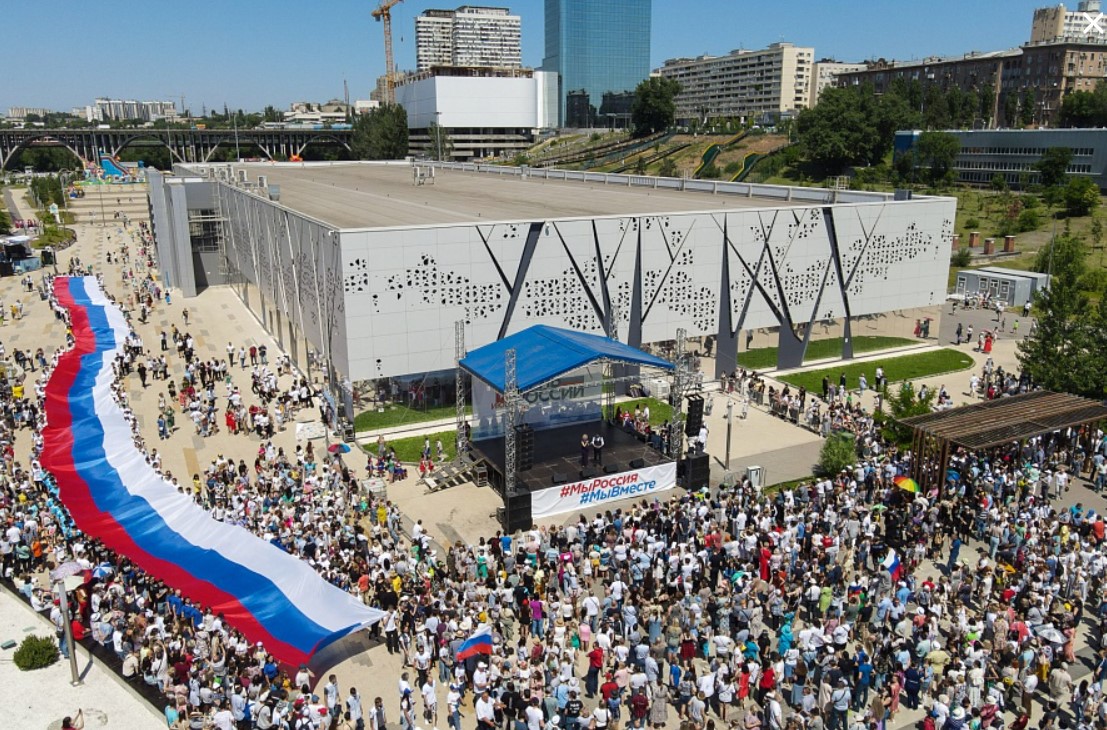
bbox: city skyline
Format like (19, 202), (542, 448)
(1, 0), (1062, 114)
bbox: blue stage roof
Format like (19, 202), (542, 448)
(460, 325), (674, 393)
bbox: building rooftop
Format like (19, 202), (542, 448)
(204, 162), (822, 230)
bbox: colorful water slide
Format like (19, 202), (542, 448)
(692, 130), (748, 179)
(42, 277), (383, 669)
(99, 155), (128, 177)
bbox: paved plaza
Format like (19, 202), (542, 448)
(1, 183), (1102, 730)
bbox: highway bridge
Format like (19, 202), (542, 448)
(0, 127), (353, 169)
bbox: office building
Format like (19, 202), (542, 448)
(657, 43), (815, 125)
(396, 67), (557, 159)
(810, 60), (867, 103)
(543, 0), (651, 127)
(1031, 1), (1107, 43)
(148, 161), (951, 418)
(895, 127), (1107, 189)
(415, 6), (521, 72)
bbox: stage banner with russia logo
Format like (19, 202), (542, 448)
(530, 462), (678, 519)
(470, 365), (605, 440)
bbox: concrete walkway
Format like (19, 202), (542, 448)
(0, 590), (164, 730)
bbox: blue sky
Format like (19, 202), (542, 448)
(5, 0), (1054, 114)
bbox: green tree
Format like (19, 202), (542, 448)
(797, 84), (919, 174)
(914, 131), (961, 186)
(700, 161), (721, 179)
(1064, 176), (1100, 216)
(426, 121), (452, 161)
(658, 157), (678, 177)
(979, 82), (995, 125)
(1036, 147), (1073, 188)
(1003, 93), (1019, 127)
(630, 77), (681, 137)
(1059, 81), (1107, 127)
(990, 173), (1009, 192)
(634, 156), (647, 174)
(923, 85), (951, 129)
(817, 431), (857, 476)
(878, 382), (936, 447)
(1020, 88), (1036, 127)
(1019, 234), (1107, 397)
(351, 104), (409, 160)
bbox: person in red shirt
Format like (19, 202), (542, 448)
(757, 663), (776, 705)
(585, 646), (604, 698)
(600, 674), (619, 702)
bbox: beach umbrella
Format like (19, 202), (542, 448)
(893, 475), (920, 494)
(328, 442), (351, 454)
(870, 504), (888, 512)
(1035, 625), (1065, 644)
(92, 562), (114, 580)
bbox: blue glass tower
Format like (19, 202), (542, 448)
(543, 0), (652, 128)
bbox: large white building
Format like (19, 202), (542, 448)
(657, 43), (815, 124)
(415, 6), (522, 71)
(396, 68), (557, 159)
(810, 60), (867, 104)
(147, 161), (954, 423)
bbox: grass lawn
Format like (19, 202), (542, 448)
(606, 397), (673, 426)
(362, 429), (458, 463)
(354, 403), (471, 432)
(779, 348), (975, 394)
(737, 335), (918, 370)
(763, 476), (815, 495)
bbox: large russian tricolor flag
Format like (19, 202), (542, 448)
(41, 277), (382, 669)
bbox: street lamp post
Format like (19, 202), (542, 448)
(725, 398), (733, 470)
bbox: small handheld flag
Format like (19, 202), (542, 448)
(456, 624), (493, 660)
(882, 548), (903, 582)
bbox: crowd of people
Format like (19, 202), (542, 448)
(3, 217), (1107, 730)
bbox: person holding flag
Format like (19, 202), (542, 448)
(882, 547), (903, 583)
(456, 624), (494, 662)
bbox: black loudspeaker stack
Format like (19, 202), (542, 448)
(580, 468), (598, 480)
(500, 489), (533, 532)
(684, 394), (704, 436)
(603, 464), (619, 474)
(514, 424), (534, 471)
(681, 453), (711, 490)
(628, 458), (646, 470)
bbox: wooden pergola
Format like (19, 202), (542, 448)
(899, 390), (1107, 491)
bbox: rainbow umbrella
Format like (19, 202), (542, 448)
(894, 475), (920, 493)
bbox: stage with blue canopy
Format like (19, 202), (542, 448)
(460, 324), (674, 394)
(459, 326), (679, 529)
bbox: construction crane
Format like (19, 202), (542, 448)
(372, 0), (404, 105)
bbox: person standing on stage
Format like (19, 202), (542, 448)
(580, 434), (590, 466)
(591, 433), (605, 465)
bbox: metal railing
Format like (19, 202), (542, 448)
(420, 160), (910, 205)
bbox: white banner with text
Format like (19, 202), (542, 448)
(530, 461), (678, 519)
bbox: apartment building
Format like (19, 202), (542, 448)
(1031, 0), (1107, 43)
(810, 60), (867, 104)
(656, 43), (815, 125)
(415, 6), (521, 72)
(94, 98), (179, 122)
